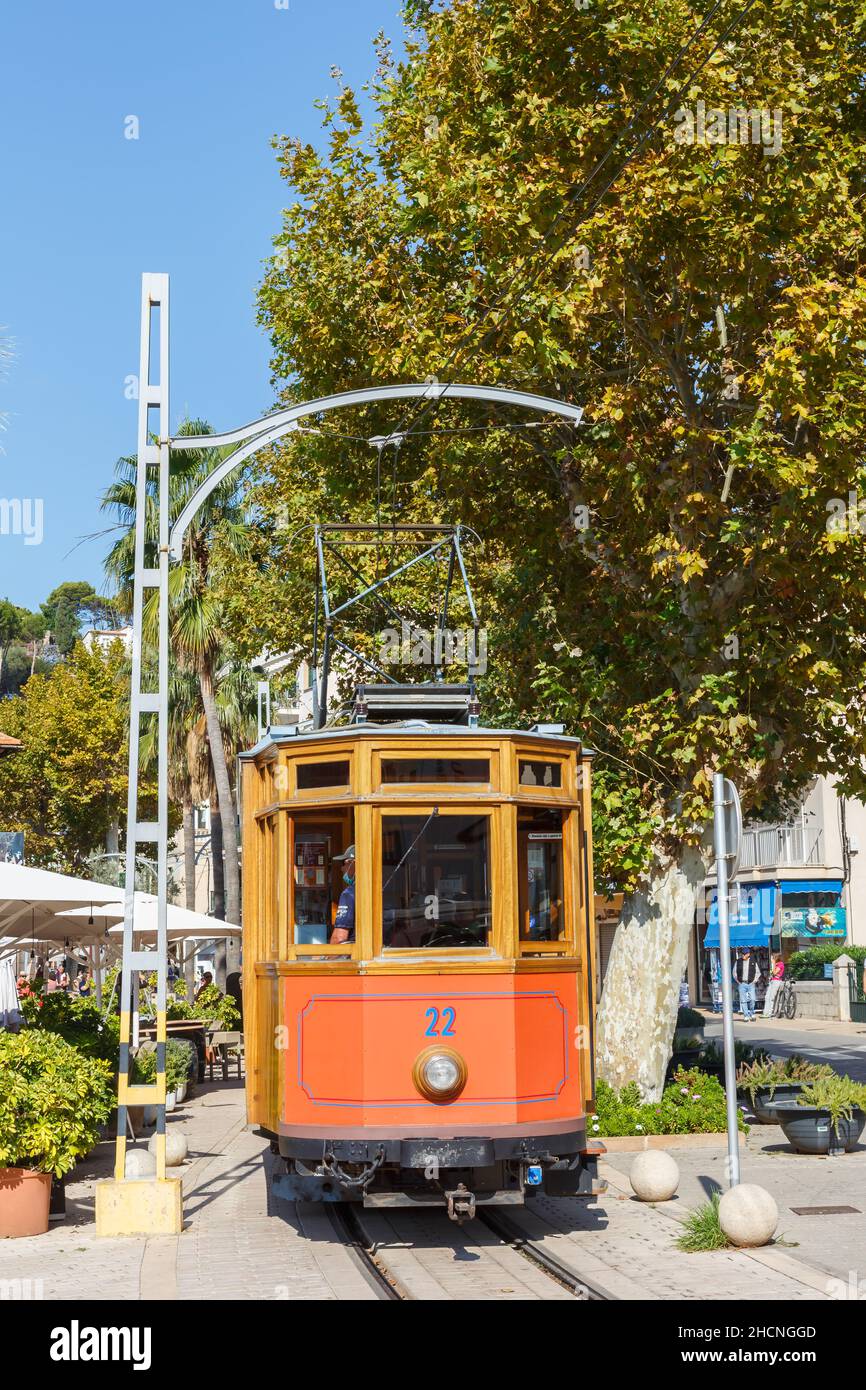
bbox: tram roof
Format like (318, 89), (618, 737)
(240, 720), (595, 761)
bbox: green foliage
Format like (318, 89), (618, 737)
(19, 991), (120, 1066)
(166, 1040), (193, 1092)
(165, 983), (240, 1029)
(191, 984), (240, 1029)
(590, 1068), (746, 1138)
(0, 1029), (114, 1176)
(735, 1054), (832, 1100)
(0, 643), (151, 869)
(677, 1193), (728, 1253)
(798, 1074), (866, 1126)
(237, 0), (866, 893)
(786, 944), (866, 981)
(130, 1047), (156, 1085)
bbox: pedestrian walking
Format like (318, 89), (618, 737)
(733, 947), (762, 1021)
(762, 952), (785, 1017)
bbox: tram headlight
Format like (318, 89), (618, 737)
(412, 1046), (468, 1103)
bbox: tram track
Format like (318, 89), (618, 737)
(326, 1201), (411, 1300)
(326, 1200), (611, 1301)
(477, 1207), (616, 1301)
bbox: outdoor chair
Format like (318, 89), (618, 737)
(207, 1029), (244, 1081)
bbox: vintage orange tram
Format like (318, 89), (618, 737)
(241, 683), (604, 1220)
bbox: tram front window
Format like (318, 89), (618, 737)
(382, 813), (491, 949)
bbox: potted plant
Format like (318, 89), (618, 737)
(737, 1056), (834, 1124)
(674, 1006), (705, 1049)
(166, 1041), (191, 1103)
(0, 1029), (114, 1237)
(776, 1074), (866, 1155)
(700, 1041), (766, 1085)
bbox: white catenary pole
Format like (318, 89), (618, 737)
(713, 773), (741, 1186)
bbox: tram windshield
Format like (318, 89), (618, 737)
(382, 812), (491, 950)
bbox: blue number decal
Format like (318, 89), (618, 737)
(440, 1007), (456, 1037)
(424, 1007), (439, 1037)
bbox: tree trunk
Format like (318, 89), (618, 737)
(199, 665), (240, 925)
(106, 817), (119, 858)
(183, 799), (196, 912)
(596, 844), (709, 1101)
(210, 788), (225, 920)
(208, 793), (227, 989)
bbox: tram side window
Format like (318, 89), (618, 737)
(382, 813), (491, 950)
(291, 811), (354, 947)
(519, 759), (562, 788)
(518, 808), (566, 943)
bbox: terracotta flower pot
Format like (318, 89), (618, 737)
(0, 1167), (52, 1238)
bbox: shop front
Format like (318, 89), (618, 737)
(699, 882), (777, 1009)
(777, 879), (846, 951)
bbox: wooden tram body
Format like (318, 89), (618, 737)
(241, 693), (604, 1219)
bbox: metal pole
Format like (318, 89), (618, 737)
(713, 772), (740, 1186)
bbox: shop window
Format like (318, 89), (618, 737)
(382, 813), (490, 949)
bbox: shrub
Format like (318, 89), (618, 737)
(589, 1069), (747, 1138)
(0, 1029), (114, 1176)
(785, 945), (866, 981)
(19, 991), (120, 1066)
(701, 1041), (769, 1073)
(798, 1074), (866, 1126)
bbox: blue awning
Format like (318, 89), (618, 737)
(779, 880), (842, 896)
(703, 882), (776, 949)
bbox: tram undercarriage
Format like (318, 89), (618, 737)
(270, 1131), (606, 1221)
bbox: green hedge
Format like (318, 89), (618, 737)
(19, 991), (120, 1065)
(785, 944), (866, 981)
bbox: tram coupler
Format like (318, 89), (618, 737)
(445, 1183), (476, 1224)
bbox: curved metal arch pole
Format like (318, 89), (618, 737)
(168, 384), (583, 560)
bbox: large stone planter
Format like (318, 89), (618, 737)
(775, 1103), (866, 1155)
(751, 1083), (804, 1126)
(0, 1167), (52, 1238)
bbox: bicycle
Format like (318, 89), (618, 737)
(772, 976), (797, 1020)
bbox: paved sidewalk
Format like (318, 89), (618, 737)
(602, 1126), (866, 1289)
(0, 1080), (375, 1301)
(1, 1075), (855, 1301)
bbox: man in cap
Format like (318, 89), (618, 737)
(330, 844), (356, 945)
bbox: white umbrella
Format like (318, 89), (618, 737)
(0, 863), (124, 943)
(59, 892), (241, 940)
(0, 958), (18, 1014)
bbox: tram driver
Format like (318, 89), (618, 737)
(330, 844), (356, 945)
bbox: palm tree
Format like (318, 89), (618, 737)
(102, 420), (251, 928)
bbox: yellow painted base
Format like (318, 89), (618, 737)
(95, 1178), (183, 1237)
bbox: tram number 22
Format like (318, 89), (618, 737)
(424, 1006), (456, 1038)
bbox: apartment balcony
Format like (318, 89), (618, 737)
(739, 822), (824, 871)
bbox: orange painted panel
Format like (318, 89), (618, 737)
(282, 972), (583, 1129)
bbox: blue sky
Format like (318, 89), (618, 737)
(0, 0), (404, 611)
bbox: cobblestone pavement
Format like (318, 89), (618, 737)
(0, 1076), (852, 1300)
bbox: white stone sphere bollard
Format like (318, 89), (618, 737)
(124, 1147), (157, 1179)
(718, 1183), (778, 1247)
(148, 1131), (188, 1166)
(629, 1150), (680, 1202)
